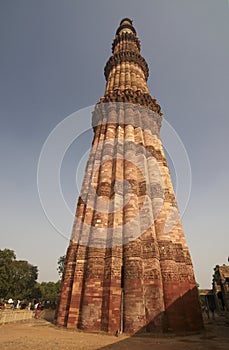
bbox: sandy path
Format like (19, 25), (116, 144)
(0, 315), (228, 350)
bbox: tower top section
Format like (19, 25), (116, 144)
(105, 18), (148, 82)
(112, 18), (140, 54)
(101, 19), (162, 116)
(116, 18), (136, 36)
(120, 18), (133, 25)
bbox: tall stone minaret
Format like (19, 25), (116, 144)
(56, 18), (203, 334)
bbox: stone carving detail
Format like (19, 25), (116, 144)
(184, 250), (193, 265)
(143, 268), (160, 280)
(164, 189), (176, 204)
(162, 272), (180, 282)
(85, 266), (104, 279)
(124, 260), (142, 279)
(158, 240), (175, 260)
(149, 183), (164, 198)
(141, 241), (159, 259)
(173, 243), (186, 263)
(158, 241), (192, 265)
(145, 146), (165, 161)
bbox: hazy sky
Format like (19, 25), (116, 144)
(0, 0), (228, 288)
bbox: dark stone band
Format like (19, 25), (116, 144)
(104, 51), (149, 81)
(98, 89), (162, 115)
(112, 32), (141, 53)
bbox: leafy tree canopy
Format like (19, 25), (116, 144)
(57, 255), (65, 279)
(0, 249), (63, 304)
(38, 281), (61, 302)
(0, 249), (39, 300)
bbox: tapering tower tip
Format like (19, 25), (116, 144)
(101, 18), (162, 115)
(116, 18), (136, 36)
(120, 18), (133, 25)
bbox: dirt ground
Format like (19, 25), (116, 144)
(0, 312), (228, 350)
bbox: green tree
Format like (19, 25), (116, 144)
(0, 249), (39, 300)
(32, 282), (42, 301)
(10, 260), (39, 300)
(57, 255), (65, 279)
(38, 281), (61, 303)
(0, 249), (16, 298)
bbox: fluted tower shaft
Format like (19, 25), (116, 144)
(56, 18), (203, 334)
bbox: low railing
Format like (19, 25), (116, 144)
(0, 309), (34, 324)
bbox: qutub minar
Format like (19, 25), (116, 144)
(56, 19), (203, 334)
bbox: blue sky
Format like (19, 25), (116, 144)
(0, 0), (228, 288)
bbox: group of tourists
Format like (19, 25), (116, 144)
(0, 298), (43, 319)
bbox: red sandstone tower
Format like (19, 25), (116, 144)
(56, 19), (203, 334)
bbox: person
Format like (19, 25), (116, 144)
(209, 304), (216, 319)
(13, 300), (17, 310)
(16, 300), (20, 309)
(0, 301), (6, 310)
(205, 306), (210, 319)
(35, 302), (42, 319)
